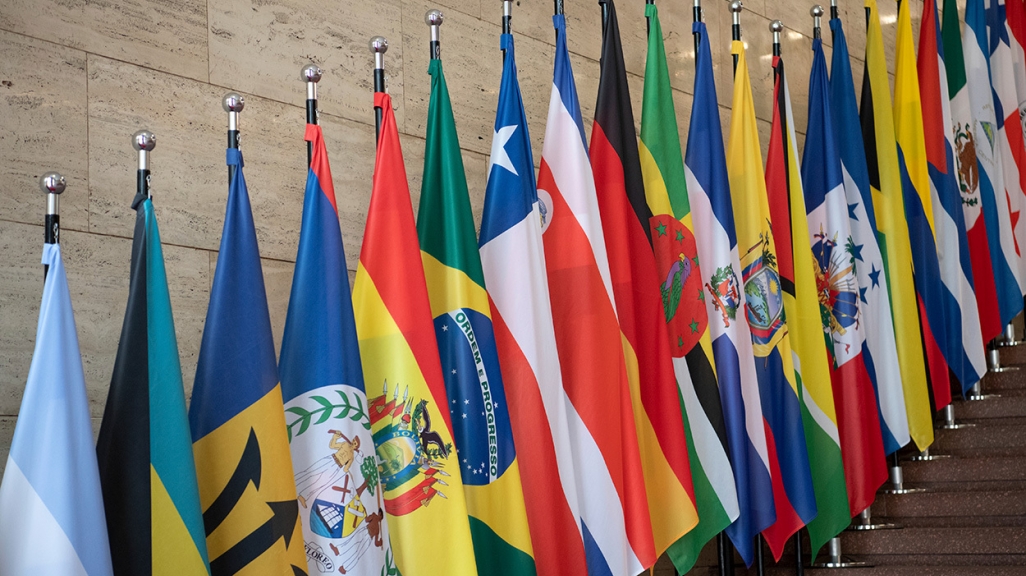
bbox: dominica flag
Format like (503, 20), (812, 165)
(805, 36), (889, 525)
(353, 91), (478, 576)
(727, 39), (817, 558)
(641, 4), (738, 572)
(591, 0), (698, 562)
(538, 13), (655, 574)
(479, 33), (589, 576)
(0, 244), (114, 576)
(861, 0), (935, 450)
(830, 14), (911, 456)
(960, 0), (1025, 322)
(918, 0), (989, 394)
(97, 193), (210, 575)
(278, 124), (391, 576)
(189, 147), (306, 576)
(686, 21), (775, 566)
(941, 0), (1004, 343)
(765, 43), (852, 560)
(416, 56), (535, 576)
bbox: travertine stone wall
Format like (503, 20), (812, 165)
(0, 0), (923, 488)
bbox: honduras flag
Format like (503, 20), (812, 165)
(686, 21), (775, 566)
(0, 244), (114, 576)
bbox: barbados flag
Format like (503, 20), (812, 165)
(686, 21), (775, 566)
(353, 91), (478, 576)
(190, 147), (307, 576)
(415, 56), (535, 576)
(279, 124), (391, 576)
(97, 192), (210, 575)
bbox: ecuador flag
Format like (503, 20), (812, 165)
(416, 57), (535, 576)
(353, 91), (478, 576)
(190, 148), (307, 575)
(98, 193), (210, 575)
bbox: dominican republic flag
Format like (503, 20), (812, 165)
(962, 0), (1025, 321)
(279, 124), (391, 576)
(686, 21), (776, 567)
(919, 0), (988, 394)
(536, 14), (654, 575)
(830, 14), (911, 456)
(941, 0), (1004, 343)
(0, 244), (114, 576)
(479, 32), (589, 576)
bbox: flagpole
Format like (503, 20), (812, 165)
(370, 36), (388, 144)
(223, 92), (244, 185)
(427, 9), (443, 60)
(645, 0), (653, 36)
(302, 64), (322, 167)
(502, 0), (512, 61)
(39, 171), (66, 279)
(729, 0), (742, 74)
(134, 130), (155, 202)
(693, 0), (702, 53)
(554, 0), (563, 42)
(829, 0), (838, 21)
(811, 6), (822, 40)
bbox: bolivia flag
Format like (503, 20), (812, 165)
(353, 91), (478, 576)
(279, 124), (391, 576)
(416, 57), (535, 576)
(97, 193), (210, 575)
(861, 0), (935, 450)
(189, 147), (307, 575)
(641, 4), (738, 573)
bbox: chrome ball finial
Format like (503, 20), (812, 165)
(728, 0), (743, 13)
(811, 5), (825, 17)
(369, 35), (389, 54)
(222, 92), (245, 113)
(132, 130), (156, 152)
(425, 9), (444, 26)
(770, 19), (784, 32)
(301, 64), (323, 83)
(39, 171), (66, 195)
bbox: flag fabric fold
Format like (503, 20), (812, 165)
(0, 244), (114, 576)
(279, 124), (391, 576)
(353, 91), (478, 576)
(641, 5), (738, 572)
(416, 56), (535, 576)
(686, 22), (775, 566)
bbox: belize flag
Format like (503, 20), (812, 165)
(0, 244), (114, 576)
(279, 124), (391, 576)
(479, 33), (588, 576)
(686, 21), (776, 566)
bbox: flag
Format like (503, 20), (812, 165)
(536, 14), (654, 574)
(0, 244), (114, 576)
(727, 39), (817, 559)
(765, 42), (853, 560)
(591, 0), (698, 562)
(686, 21), (775, 566)
(415, 56), (535, 576)
(352, 91), (478, 576)
(1006, 0), (1026, 146)
(861, 0), (935, 450)
(830, 14), (911, 456)
(479, 33), (588, 576)
(189, 147), (306, 576)
(941, 0), (1004, 344)
(279, 124), (391, 576)
(640, 5), (738, 572)
(961, 0), (1025, 323)
(918, 0), (989, 394)
(96, 193), (211, 575)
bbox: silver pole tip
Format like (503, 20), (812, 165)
(132, 130), (156, 152)
(222, 92), (245, 113)
(369, 35), (389, 53)
(301, 64), (323, 83)
(770, 19), (784, 32)
(811, 5), (824, 17)
(728, 1), (743, 13)
(425, 9), (444, 26)
(39, 171), (66, 195)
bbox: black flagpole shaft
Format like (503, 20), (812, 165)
(693, 0), (702, 58)
(428, 9), (442, 61)
(374, 70), (385, 142)
(794, 532), (805, 576)
(40, 171), (65, 279)
(830, 0), (838, 20)
(554, 0), (563, 42)
(646, 0), (654, 36)
(756, 535), (765, 576)
(306, 97), (316, 166)
(370, 36), (387, 144)
(718, 532), (735, 576)
(502, 0), (512, 61)
(731, 3), (742, 75)
(303, 64), (321, 168)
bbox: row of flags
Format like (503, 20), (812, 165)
(5, 0), (1026, 574)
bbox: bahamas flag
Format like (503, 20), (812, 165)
(687, 22), (775, 566)
(641, 4), (738, 572)
(766, 45), (851, 561)
(0, 244), (114, 576)
(861, 0), (935, 450)
(353, 91), (478, 576)
(416, 57), (535, 576)
(189, 148), (307, 576)
(727, 39), (817, 558)
(97, 193), (210, 575)
(279, 124), (391, 576)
